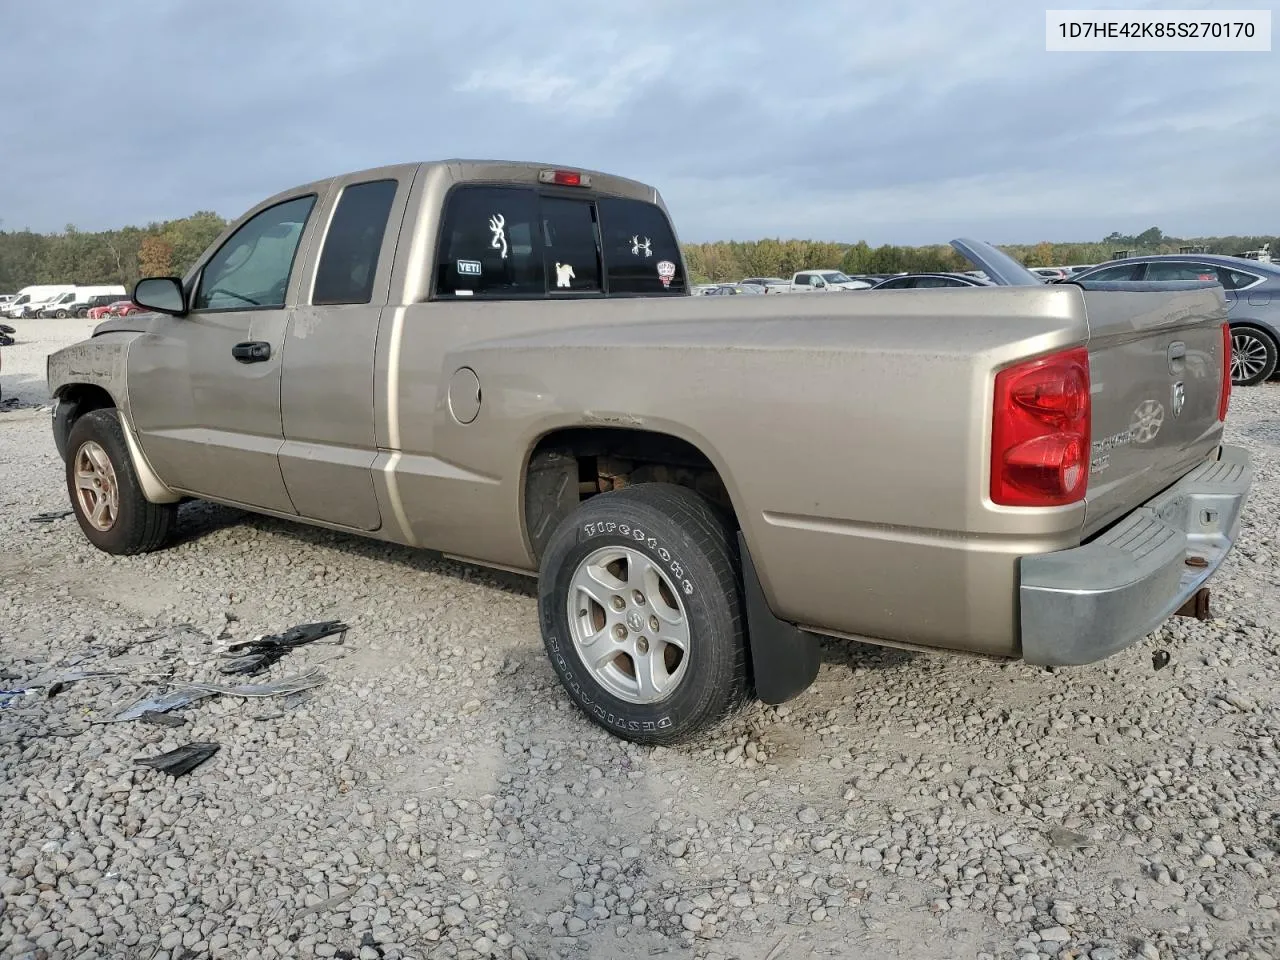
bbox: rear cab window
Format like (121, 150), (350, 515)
(312, 179), (399, 305)
(596, 196), (685, 294)
(433, 184), (685, 299)
(541, 197), (601, 294)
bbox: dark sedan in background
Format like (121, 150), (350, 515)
(870, 272), (995, 289)
(1065, 255), (1280, 386)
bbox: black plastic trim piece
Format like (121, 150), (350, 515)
(737, 531), (820, 705)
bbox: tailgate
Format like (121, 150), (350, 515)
(1079, 282), (1228, 537)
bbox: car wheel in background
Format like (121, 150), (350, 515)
(1230, 325), (1278, 386)
(55, 309), (69, 319)
(537, 482), (748, 744)
(64, 409), (176, 555)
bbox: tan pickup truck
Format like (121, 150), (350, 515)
(47, 160), (1252, 743)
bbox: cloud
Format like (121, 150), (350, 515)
(0, 0), (1274, 245)
(454, 35), (674, 118)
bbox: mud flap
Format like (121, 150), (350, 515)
(737, 532), (820, 705)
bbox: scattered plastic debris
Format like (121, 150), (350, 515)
(218, 620), (347, 675)
(135, 742), (220, 778)
(28, 510), (74, 523)
(1046, 825), (1093, 850)
(139, 710), (187, 728)
(187, 668), (326, 698)
(1152, 650), (1170, 671)
(107, 688), (220, 723)
(282, 690), (314, 710)
(20, 667), (125, 696)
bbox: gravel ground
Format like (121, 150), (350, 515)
(1, 316), (1277, 960)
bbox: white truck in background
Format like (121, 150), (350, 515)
(5, 284), (126, 319)
(37, 285), (127, 318)
(4, 284), (76, 319)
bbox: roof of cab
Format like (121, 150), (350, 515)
(272, 159), (662, 206)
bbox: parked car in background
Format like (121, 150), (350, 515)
(1065, 264), (1095, 275)
(77, 293), (124, 318)
(0, 294), (14, 304)
(4, 284), (76, 319)
(870, 272), (995, 289)
(37, 291), (82, 318)
(1064, 254), (1280, 386)
(104, 300), (148, 317)
(790, 270), (871, 291)
(1030, 267), (1069, 282)
(86, 302), (119, 320)
(704, 283), (766, 296)
(740, 276), (788, 288)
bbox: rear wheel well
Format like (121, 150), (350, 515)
(53, 384), (117, 462)
(523, 427), (736, 563)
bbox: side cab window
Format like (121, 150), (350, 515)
(194, 195), (317, 311)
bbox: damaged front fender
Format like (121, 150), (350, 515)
(47, 333), (181, 504)
(46, 333), (136, 401)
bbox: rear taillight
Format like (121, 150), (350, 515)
(991, 346), (1091, 507)
(1218, 322), (1232, 421)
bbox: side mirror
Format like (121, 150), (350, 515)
(132, 277), (187, 316)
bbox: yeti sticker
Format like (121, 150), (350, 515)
(656, 260), (676, 288)
(555, 262), (576, 288)
(488, 214), (508, 259)
(631, 235), (652, 257)
(457, 259), (482, 276)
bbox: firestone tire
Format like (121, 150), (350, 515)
(65, 409), (176, 555)
(537, 482), (748, 745)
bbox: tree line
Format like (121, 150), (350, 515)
(0, 213), (228, 293)
(0, 215), (1274, 291)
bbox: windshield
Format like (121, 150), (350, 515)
(13, 295), (29, 305)
(821, 272), (853, 283)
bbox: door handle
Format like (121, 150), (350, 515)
(232, 341), (271, 363)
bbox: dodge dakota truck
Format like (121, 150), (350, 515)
(46, 160), (1252, 743)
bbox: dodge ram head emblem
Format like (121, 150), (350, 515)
(1171, 380), (1185, 418)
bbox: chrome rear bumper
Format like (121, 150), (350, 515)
(1019, 444), (1252, 666)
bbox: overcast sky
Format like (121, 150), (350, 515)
(1, 0), (1275, 244)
